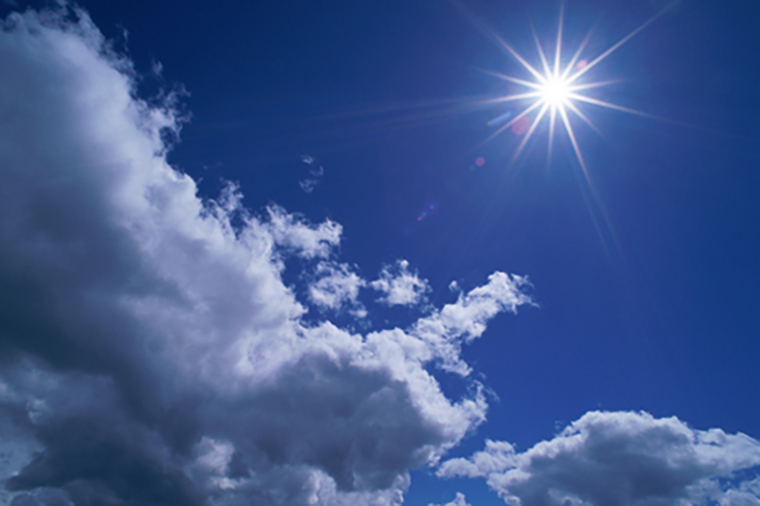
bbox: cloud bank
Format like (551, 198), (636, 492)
(0, 6), (533, 506)
(439, 411), (760, 506)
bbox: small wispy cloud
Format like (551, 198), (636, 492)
(299, 178), (318, 193)
(299, 154), (325, 193)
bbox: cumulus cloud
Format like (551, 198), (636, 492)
(265, 205), (341, 259)
(370, 259), (432, 307)
(439, 411), (760, 506)
(307, 261), (366, 315)
(0, 6), (533, 505)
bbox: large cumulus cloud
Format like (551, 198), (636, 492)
(439, 411), (760, 506)
(0, 6), (533, 505)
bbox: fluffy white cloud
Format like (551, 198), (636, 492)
(0, 6), (533, 506)
(370, 259), (432, 307)
(307, 261), (366, 313)
(439, 411), (760, 506)
(265, 205), (341, 259)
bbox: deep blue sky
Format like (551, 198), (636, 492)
(2, 0), (758, 504)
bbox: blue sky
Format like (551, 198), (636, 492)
(0, 1), (758, 505)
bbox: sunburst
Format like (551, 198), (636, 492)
(485, 5), (667, 177)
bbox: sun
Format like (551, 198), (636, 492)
(483, 5), (667, 177)
(540, 76), (572, 107)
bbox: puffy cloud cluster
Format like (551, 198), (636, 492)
(307, 262), (366, 316)
(439, 411), (760, 506)
(0, 6), (533, 506)
(370, 259), (432, 307)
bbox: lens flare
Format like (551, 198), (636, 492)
(483, 5), (668, 178)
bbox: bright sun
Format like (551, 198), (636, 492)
(541, 76), (572, 107)
(485, 6), (666, 176)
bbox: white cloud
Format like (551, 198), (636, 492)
(0, 6), (533, 506)
(410, 272), (533, 375)
(439, 411), (760, 506)
(307, 261), (366, 313)
(370, 259), (432, 307)
(437, 439), (516, 478)
(265, 205), (342, 259)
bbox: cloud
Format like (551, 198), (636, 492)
(299, 154), (324, 193)
(439, 411), (760, 506)
(307, 261), (366, 315)
(0, 6), (533, 505)
(429, 491), (472, 506)
(299, 178), (318, 193)
(718, 477), (760, 506)
(370, 259), (432, 307)
(265, 205), (342, 259)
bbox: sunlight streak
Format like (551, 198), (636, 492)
(567, 9), (669, 84)
(513, 102), (550, 162)
(553, 4), (564, 77)
(486, 5), (668, 173)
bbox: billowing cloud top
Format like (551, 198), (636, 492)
(0, 7), (533, 506)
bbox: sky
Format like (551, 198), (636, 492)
(0, 0), (758, 505)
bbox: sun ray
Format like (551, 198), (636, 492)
(558, 104), (589, 179)
(532, 25), (553, 77)
(482, 4), (670, 174)
(561, 31), (592, 80)
(548, 105), (557, 160)
(487, 73), (544, 90)
(486, 91), (543, 104)
(567, 94), (652, 117)
(512, 102), (550, 162)
(567, 79), (625, 92)
(467, 1), (674, 259)
(564, 100), (600, 135)
(554, 3), (564, 77)
(567, 8), (669, 84)
(494, 35), (547, 84)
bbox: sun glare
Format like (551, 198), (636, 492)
(541, 76), (571, 107)
(484, 5), (667, 177)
